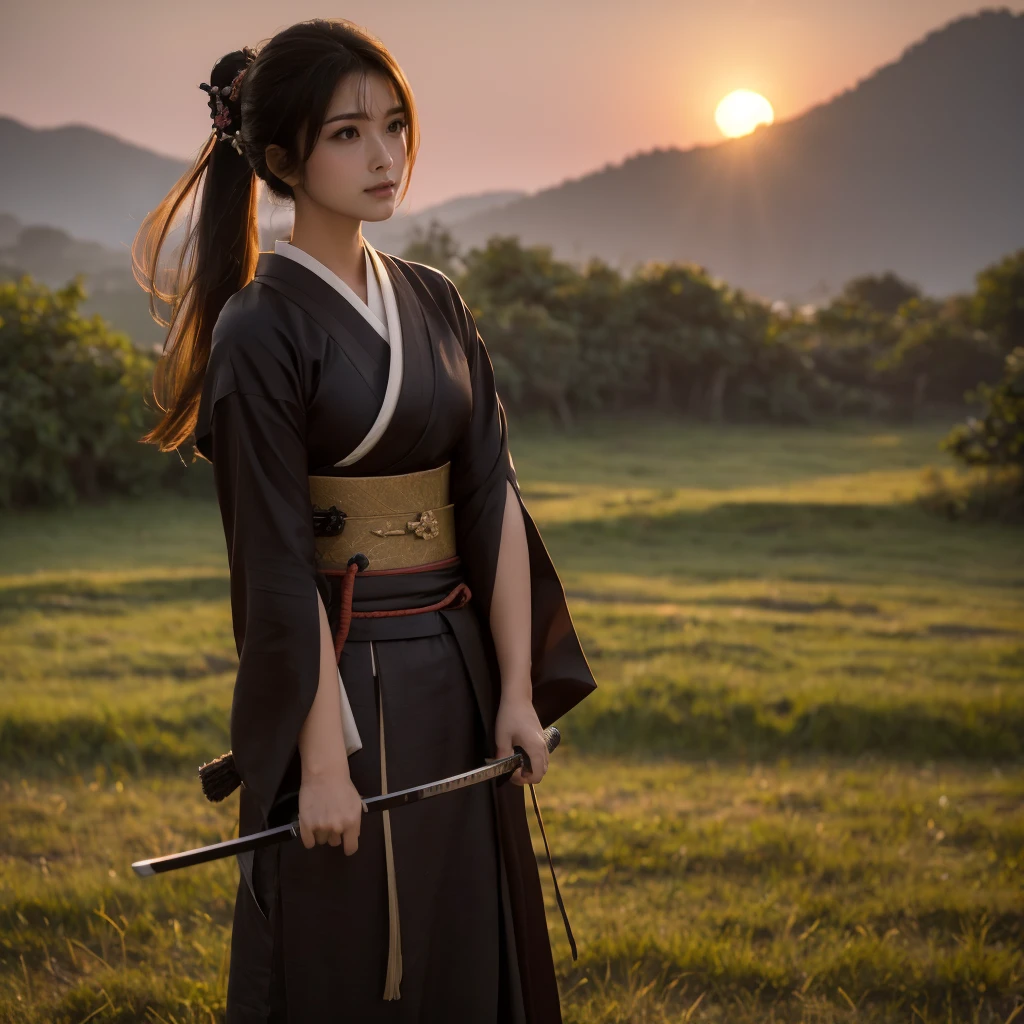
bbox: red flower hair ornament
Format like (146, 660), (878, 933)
(199, 47), (256, 156)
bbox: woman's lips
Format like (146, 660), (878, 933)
(365, 183), (395, 197)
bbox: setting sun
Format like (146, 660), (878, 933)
(714, 89), (775, 138)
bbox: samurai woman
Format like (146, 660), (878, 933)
(135, 18), (595, 1024)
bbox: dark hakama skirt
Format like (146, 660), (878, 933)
(226, 561), (529, 1023)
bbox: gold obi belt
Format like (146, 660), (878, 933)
(309, 462), (456, 573)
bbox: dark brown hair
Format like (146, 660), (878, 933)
(134, 19), (419, 451)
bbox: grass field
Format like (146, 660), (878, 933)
(1, 420), (1022, 1023)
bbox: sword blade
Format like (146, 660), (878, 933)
(132, 726), (559, 877)
(362, 749), (521, 814)
(132, 822), (299, 876)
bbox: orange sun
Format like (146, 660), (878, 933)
(715, 90), (775, 138)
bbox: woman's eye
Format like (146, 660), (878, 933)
(332, 120), (404, 140)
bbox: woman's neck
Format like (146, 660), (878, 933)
(288, 202), (367, 302)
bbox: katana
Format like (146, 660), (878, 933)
(133, 725), (560, 877)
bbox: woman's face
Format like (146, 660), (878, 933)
(292, 70), (408, 222)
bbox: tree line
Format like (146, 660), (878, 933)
(405, 224), (1021, 428)
(1, 233), (1021, 509)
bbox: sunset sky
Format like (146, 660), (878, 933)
(3, 0), (1021, 212)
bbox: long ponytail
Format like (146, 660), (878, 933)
(134, 50), (258, 452)
(135, 21), (419, 453)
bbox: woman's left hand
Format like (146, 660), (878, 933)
(494, 697), (548, 786)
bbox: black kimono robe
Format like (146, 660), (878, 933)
(193, 249), (596, 1023)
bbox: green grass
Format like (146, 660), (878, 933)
(1, 420), (1022, 1023)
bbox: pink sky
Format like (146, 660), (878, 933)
(3, 0), (1020, 212)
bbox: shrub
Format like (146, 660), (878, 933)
(972, 249), (1024, 355)
(0, 277), (161, 507)
(928, 347), (1024, 521)
(944, 347), (1024, 472)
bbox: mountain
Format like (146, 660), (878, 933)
(0, 119), (189, 250)
(0, 214), (164, 345)
(363, 189), (526, 252)
(0, 216), (126, 285)
(1, 10), (1021, 300)
(0, 111), (522, 256)
(447, 10), (1024, 301)
(0, 213), (20, 247)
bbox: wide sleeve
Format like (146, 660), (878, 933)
(194, 315), (321, 825)
(443, 278), (597, 726)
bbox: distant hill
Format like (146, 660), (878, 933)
(0, 217), (126, 284)
(0, 119), (189, 250)
(0, 110), (521, 257)
(448, 10), (1024, 301)
(363, 189), (526, 252)
(0, 213), (20, 247)
(0, 214), (164, 345)
(1, 10), (1021, 301)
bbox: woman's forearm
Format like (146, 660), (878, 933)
(295, 588), (362, 853)
(489, 480), (533, 703)
(298, 589), (351, 778)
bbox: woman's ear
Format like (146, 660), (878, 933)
(265, 144), (301, 188)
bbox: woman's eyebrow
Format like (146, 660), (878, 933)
(324, 105), (405, 126)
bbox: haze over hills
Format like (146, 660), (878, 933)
(1, 10), (1021, 302)
(362, 189), (526, 253)
(0, 215), (126, 286)
(0, 112), (520, 255)
(0, 214), (167, 345)
(446, 10), (1024, 301)
(0, 119), (189, 250)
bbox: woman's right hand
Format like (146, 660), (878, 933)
(296, 591), (364, 854)
(298, 766), (363, 854)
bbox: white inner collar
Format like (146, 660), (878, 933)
(268, 238), (404, 469)
(274, 238), (389, 342)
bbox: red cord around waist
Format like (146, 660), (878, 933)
(323, 560), (471, 663)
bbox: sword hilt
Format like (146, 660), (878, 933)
(514, 725), (560, 776)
